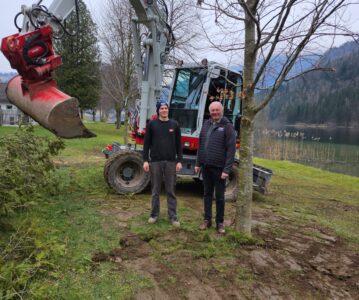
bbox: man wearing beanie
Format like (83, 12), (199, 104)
(143, 100), (183, 227)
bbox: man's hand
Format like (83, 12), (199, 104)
(143, 161), (150, 172)
(194, 166), (201, 174)
(221, 172), (229, 180)
(176, 162), (182, 172)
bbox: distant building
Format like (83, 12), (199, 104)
(0, 82), (31, 125)
(84, 108), (125, 124)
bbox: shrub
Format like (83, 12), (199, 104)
(0, 126), (64, 217)
(0, 220), (65, 299)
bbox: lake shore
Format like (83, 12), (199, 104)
(285, 123), (358, 130)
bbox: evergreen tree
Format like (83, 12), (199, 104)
(259, 41), (359, 127)
(54, 0), (101, 118)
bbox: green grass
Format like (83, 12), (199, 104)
(0, 123), (152, 298)
(130, 207), (262, 262)
(255, 158), (359, 244)
(59, 122), (127, 158)
(2, 122), (358, 298)
(0, 122), (127, 160)
(11, 164), (152, 299)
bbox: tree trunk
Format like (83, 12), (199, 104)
(235, 115), (254, 234)
(123, 97), (129, 145)
(235, 0), (257, 235)
(123, 95), (130, 145)
(124, 113), (129, 145)
(116, 107), (121, 129)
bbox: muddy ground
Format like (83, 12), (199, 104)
(93, 180), (359, 300)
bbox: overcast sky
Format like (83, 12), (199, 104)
(0, 0), (359, 73)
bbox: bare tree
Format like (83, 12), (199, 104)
(99, 0), (202, 142)
(197, 0), (358, 235)
(97, 78), (115, 122)
(164, 0), (204, 64)
(100, 0), (138, 144)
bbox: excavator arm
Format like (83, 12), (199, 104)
(1, 0), (172, 138)
(129, 0), (172, 134)
(1, 0), (95, 138)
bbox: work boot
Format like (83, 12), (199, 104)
(148, 216), (158, 224)
(171, 218), (181, 228)
(199, 220), (212, 230)
(216, 223), (225, 235)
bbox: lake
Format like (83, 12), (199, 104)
(254, 126), (359, 177)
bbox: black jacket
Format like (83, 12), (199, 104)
(196, 117), (236, 174)
(143, 118), (183, 163)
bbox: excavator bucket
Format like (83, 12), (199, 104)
(6, 75), (95, 138)
(2, 26), (95, 138)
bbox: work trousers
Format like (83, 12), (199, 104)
(202, 165), (225, 225)
(150, 161), (177, 220)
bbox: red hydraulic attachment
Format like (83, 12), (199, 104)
(1, 25), (95, 138)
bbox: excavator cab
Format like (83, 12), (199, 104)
(169, 63), (242, 152)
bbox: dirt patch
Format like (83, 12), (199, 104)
(97, 182), (359, 299)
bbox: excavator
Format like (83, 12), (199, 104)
(1, 0), (272, 201)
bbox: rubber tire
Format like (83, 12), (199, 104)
(224, 163), (239, 202)
(104, 150), (150, 194)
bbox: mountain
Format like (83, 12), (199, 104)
(232, 54), (320, 89)
(321, 41), (359, 62)
(266, 41), (359, 127)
